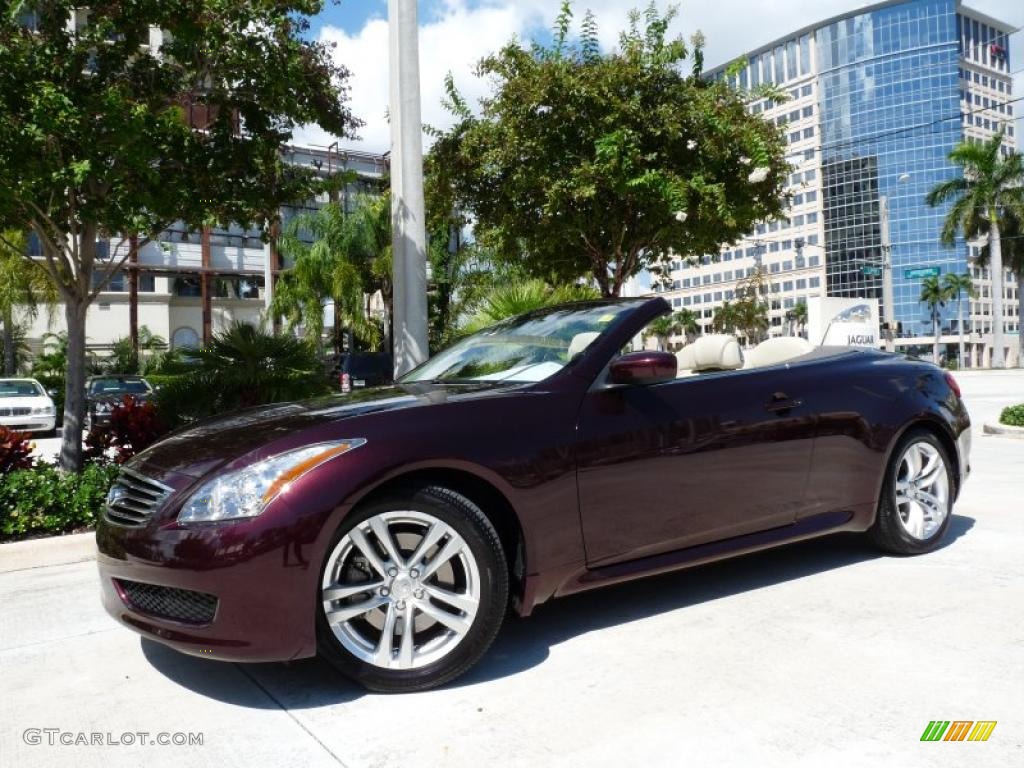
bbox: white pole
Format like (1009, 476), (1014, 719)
(880, 195), (895, 352)
(388, 0), (429, 376)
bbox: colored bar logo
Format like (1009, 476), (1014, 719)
(921, 721), (997, 742)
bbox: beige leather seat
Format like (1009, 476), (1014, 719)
(675, 334), (744, 377)
(568, 331), (601, 359)
(743, 336), (814, 369)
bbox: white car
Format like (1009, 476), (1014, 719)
(0, 378), (57, 435)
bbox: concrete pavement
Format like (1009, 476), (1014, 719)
(2, 371), (1022, 768)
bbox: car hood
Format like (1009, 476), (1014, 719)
(128, 382), (522, 478)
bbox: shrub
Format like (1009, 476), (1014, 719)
(157, 322), (329, 426)
(0, 462), (119, 540)
(999, 404), (1024, 428)
(0, 426), (34, 474)
(85, 396), (167, 464)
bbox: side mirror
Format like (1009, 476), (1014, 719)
(608, 351), (677, 386)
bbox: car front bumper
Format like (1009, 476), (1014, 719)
(0, 415), (55, 433)
(95, 501), (329, 663)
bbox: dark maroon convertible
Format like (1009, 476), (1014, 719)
(96, 297), (971, 691)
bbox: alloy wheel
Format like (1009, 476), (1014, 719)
(893, 440), (950, 540)
(321, 510), (481, 670)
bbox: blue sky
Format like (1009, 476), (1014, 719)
(296, 0), (1023, 153)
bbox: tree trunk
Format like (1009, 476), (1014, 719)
(60, 297), (89, 472)
(933, 310), (941, 366)
(333, 300), (343, 359)
(989, 218), (1005, 368)
(2, 307), (15, 375)
(957, 297), (965, 369)
(1018, 271), (1024, 368)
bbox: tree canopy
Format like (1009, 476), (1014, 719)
(426, 2), (789, 297)
(0, 1), (359, 468)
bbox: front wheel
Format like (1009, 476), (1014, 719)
(870, 429), (954, 555)
(317, 486), (509, 692)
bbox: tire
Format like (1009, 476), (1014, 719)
(870, 428), (954, 555)
(317, 486), (509, 693)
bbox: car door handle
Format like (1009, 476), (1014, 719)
(765, 392), (803, 412)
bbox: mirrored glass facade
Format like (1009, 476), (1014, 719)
(818, 0), (962, 336)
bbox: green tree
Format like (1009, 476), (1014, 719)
(785, 300), (808, 338)
(0, 229), (58, 374)
(712, 301), (739, 335)
(273, 197), (387, 356)
(920, 275), (953, 365)
(975, 209), (1024, 367)
(426, 2), (788, 298)
(0, 2), (358, 470)
(925, 132), (1024, 369)
(942, 272), (977, 368)
(645, 309), (699, 351)
(460, 279), (599, 334)
(106, 326), (166, 374)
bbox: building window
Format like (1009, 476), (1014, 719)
(810, 276), (820, 288)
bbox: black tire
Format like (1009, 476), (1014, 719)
(317, 485), (509, 693)
(870, 428), (954, 555)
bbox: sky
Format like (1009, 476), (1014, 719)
(294, 0), (1024, 152)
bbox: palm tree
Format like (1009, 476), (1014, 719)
(786, 300), (808, 338)
(273, 196), (390, 356)
(712, 301), (739, 335)
(461, 280), (599, 334)
(975, 209), (1024, 367)
(646, 314), (681, 351)
(0, 229), (58, 375)
(926, 131), (1024, 368)
(920, 276), (952, 365)
(942, 272), (976, 368)
(157, 322), (329, 426)
(675, 308), (700, 344)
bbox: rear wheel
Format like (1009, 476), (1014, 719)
(870, 429), (953, 555)
(317, 486), (508, 692)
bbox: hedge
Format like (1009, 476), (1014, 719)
(0, 463), (119, 540)
(999, 404), (1024, 428)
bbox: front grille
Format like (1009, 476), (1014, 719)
(104, 467), (174, 527)
(115, 579), (218, 624)
(0, 406), (31, 417)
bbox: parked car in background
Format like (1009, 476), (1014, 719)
(335, 352), (393, 393)
(85, 375), (155, 431)
(96, 298), (970, 693)
(0, 378), (57, 435)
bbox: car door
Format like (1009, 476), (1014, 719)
(574, 365), (816, 567)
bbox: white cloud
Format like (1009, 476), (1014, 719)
(294, 0), (1024, 153)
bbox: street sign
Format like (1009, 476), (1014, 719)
(861, 266), (882, 276)
(904, 266), (940, 279)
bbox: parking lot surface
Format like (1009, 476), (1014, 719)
(2, 369), (1022, 768)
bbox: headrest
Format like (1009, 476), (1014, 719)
(568, 331), (601, 359)
(675, 335), (744, 372)
(743, 336), (814, 369)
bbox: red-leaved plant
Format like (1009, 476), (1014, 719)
(85, 396), (167, 464)
(0, 426), (35, 474)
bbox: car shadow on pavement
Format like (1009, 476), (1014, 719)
(142, 514), (975, 705)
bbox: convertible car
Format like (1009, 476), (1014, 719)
(96, 297), (970, 692)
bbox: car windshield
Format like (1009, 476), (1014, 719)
(402, 303), (636, 384)
(89, 378), (151, 394)
(0, 380), (43, 397)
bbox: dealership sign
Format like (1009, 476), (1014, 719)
(806, 297), (880, 348)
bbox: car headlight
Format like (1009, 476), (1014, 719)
(178, 439), (366, 523)
(32, 406), (54, 415)
(95, 402), (112, 414)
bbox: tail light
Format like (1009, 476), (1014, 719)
(944, 372), (961, 399)
(340, 372), (351, 393)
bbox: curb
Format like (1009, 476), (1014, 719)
(0, 531), (97, 574)
(983, 422), (1024, 439)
